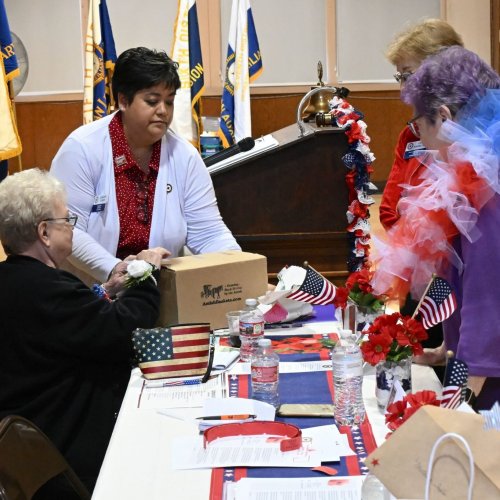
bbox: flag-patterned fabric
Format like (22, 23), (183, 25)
(418, 277), (457, 330)
(0, 0), (18, 81)
(286, 267), (337, 305)
(218, 0), (262, 147)
(0, 1), (21, 162)
(132, 324), (211, 380)
(171, 0), (205, 149)
(83, 0), (117, 124)
(440, 357), (468, 409)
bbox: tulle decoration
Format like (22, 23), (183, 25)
(372, 89), (500, 298)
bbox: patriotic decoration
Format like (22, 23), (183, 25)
(440, 357), (468, 409)
(417, 277), (457, 330)
(219, 0), (262, 147)
(286, 266), (336, 305)
(0, 0), (21, 162)
(83, 0), (117, 124)
(132, 324), (211, 380)
(171, 0), (205, 149)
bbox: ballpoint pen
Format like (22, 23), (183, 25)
(265, 322), (304, 330)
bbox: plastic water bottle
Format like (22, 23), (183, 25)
(361, 472), (392, 499)
(239, 298), (265, 362)
(332, 329), (365, 426)
(251, 338), (280, 408)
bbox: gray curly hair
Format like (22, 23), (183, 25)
(0, 168), (66, 254)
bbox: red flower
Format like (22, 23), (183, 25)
(407, 390), (440, 408)
(346, 269), (373, 294)
(333, 286), (349, 309)
(385, 399), (407, 431)
(385, 390), (439, 432)
(360, 331), (392, 365)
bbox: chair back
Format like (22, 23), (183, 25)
(0, 415), (90, 500)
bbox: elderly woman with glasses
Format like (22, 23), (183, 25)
(0, 168), (169, 493)
(373, 46), (500, 410)
(51, 47), (240, 285)
(379, 19), (463, 230)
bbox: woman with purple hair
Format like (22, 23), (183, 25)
(372, 46), (500, 410)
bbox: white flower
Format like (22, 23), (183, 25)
(125, 259), (157, 288)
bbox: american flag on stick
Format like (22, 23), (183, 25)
(417, 276), (457, 329)
(286, 266), (337, 305)
(133, 324), (211, 380)
(440, 356), (468, 409)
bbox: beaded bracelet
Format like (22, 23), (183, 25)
(91, 283), (111, 302)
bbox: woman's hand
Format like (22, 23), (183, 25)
(413, 342), (447, 366)
(136, 246), (170, 269)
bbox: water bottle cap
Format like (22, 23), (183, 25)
(245, 298), (258, 307)
(258, 338), (271, 347)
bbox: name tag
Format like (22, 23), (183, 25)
(91, 194), (108, 213)
(404, 140), (426, 159)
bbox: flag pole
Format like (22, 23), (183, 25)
(411, 273), (436, 319)
(7, 79), (22, 173)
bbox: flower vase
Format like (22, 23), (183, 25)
(375, 358), (412, 409)
(355, 306), (380, 334)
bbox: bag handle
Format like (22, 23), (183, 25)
(425, 432), (474, 500)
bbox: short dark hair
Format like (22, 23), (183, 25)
(112, 47), (181, 104)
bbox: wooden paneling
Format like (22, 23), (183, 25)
(13, 89), (410, 185)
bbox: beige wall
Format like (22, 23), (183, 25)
(445, 0), (491, 62)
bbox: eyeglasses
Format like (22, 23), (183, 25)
(407, 114), (421, 137)
(136, 180), (149, 224)
(41, 213), (78, 228)
(393, 71), (414, 84)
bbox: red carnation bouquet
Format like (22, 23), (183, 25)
(385, 390), (440, 433)
(360, 312), (428, 366)
(333, 269), (386, 312)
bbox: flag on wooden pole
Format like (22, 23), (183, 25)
(218, 0), (262, 148)
(171, 0), (205, 149)
(83, 0), (117, 124)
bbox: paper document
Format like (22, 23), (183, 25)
(171, 433), (321, 469)
(225, 476), (363, 500)
(212, 349), (240, 372)
(137, 374), (226, 409)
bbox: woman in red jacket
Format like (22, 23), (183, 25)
(380, 19), (463, 230)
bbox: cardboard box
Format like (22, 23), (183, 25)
(157, 251), (268, 329)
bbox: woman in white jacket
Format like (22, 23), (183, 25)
(51, 47), (240, 283)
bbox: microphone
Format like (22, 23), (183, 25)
(204, 137), (255, 167)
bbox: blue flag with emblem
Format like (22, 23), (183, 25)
(171, 0), (205, 148)
(219, 0), (262, 147)
(0, 0), (18, 81)
(0, 0), (21, 163)
(83, 0), (117, 123)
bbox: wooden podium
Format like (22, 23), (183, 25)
(210, 123), (350, 284)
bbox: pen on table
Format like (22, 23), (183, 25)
(265, 322), (303, 330)
(195, 414), (257, 420)
(145, 378), (203, 388)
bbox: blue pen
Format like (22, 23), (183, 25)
(146, 378), (202, 388)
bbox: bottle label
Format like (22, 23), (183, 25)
(240, 321), (264, 337)
(333, 359), (363, 378)
(251, 365), (278, 383)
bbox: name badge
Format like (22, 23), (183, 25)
(91, 194), (108, 213)
(404, 140), (426, 159)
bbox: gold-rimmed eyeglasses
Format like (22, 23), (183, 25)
(393, 71), (414, 84)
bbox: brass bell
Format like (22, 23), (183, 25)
(302, 61), (333, 122)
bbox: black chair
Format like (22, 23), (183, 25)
(0, 415), (90, 500)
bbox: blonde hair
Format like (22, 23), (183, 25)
(0, 168), (66, 254)
(387, 18), (464, 66)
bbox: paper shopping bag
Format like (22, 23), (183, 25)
(365, 405), (500, 499)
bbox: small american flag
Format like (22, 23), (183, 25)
(286, 266), (337, 305)
(440, 357), (468, 409)
(418, 277), (457, 329)
(133, 324), (211, 380)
